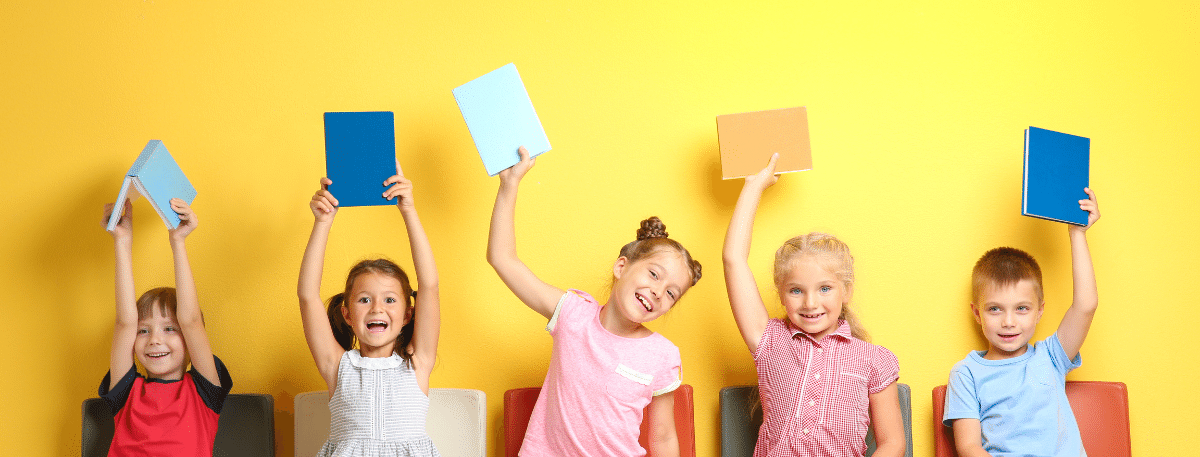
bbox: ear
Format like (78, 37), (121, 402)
(842, 282), (854, 304)
(404, 303), (414, 323)
(1036, 301), (1046, 321)
(971, 303), (983, 324)
(340, 304), (350, 323)
(612, 256), (629, 279)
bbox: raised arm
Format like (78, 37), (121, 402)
(1057, 187), (1100, 360)
(105, 201), (137, 389)
(486, 147), (564, 318)
(167, 199), (219, 386)
(723, 154), (779, 353)
(298, 178), (345, 390)
(383, 164), (440, 386)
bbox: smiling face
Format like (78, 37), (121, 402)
(341, 272), (410, 358)
(606, 250), (693, 332)
(973, 279), (1044, 360)
(133, 303), (189, 380)
(777, 256), (851, 340)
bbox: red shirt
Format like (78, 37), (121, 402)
(753, 319), (898, 457)
(99, 357), (232, 457)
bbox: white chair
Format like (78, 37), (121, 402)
(294, 388), (486, 457)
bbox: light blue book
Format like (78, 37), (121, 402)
(1022, 126), (1090, 226)
(106, 140), (197, 231)
(453, 63), (551, 176)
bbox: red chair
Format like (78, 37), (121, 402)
(504, 384), (696, 457)
(932, 381), (1131, 457)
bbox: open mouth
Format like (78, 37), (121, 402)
(799, 312), (825, 320)
(367, 320), (389, 333)
(998, 333), (1020, 341)
(636, 294), (653, 312)
(146, 352), (170, 359)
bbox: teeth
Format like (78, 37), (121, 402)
(637, 295), (652, 311)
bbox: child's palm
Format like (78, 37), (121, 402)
(103, 200), (133, 238)
(310, 178), (339, 222)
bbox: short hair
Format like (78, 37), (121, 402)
(136, 287), (177, 321)
(971, 247), (1044, 304)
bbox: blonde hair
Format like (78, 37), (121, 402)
(773, 232), (869, 341)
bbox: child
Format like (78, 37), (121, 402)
(723, 154), (905, 457)
(943, 188), (1101, 457)
(99, 198), (233, 456)
(487, 147), (702, 457)
(298, 166), (442, 456)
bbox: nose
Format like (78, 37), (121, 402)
(1001, 311), (1015, 327)
(147, 328), (163, 344)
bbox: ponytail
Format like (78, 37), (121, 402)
(326, 293), (355, 351)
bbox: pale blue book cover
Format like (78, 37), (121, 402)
(1022, 127), (1090, 226)
(453, 63), (551, 176)
(106, 140), (197, 231)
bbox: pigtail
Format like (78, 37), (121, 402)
(326, 293), (355, 351)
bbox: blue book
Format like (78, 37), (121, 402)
(1022, 126), (1090, 226)
(452, 63), (551, 176)
(106, 140), (197, 231)
(323, 112), (397, 207)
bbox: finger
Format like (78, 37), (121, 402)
(318, 189), (339, 207)
(517, 146), (529, 162)
(394, 159), (404, 178)
(766, 152), (780, 171)
(320, 177), (332, 189)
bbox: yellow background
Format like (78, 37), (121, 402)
(2, 1), (1196, 455)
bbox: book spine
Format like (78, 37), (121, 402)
(106, 178), (133, 232)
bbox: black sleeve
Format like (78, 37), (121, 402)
(191, 355), (233, 414)
(98, 365), (140, 416)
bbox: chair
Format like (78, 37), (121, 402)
(932, 381), (1131, 457)
(719, 383), (913, 457)
(503, 384), (696, 457)
(82, 393), (275, 457)
(294, 388), (487, 457)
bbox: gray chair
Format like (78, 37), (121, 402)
(82, 393), (275, 457)
(719, 383), (913, 457)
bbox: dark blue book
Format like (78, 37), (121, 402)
(323, 112), (397, 207)
(106, 140), (196, 231)
(1022, 126), (1090, 226)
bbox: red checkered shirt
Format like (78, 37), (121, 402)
(753, 319), (899, 457)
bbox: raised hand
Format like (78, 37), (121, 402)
(310, 178), (339, 223)
(498, 146), (536, 188)
(104, 200), (133, 240)
(383, 160), (415, 210)
(168, 198), (198, 241)
(745, 153), (781, 192)
(1072, 187), (1101, 233)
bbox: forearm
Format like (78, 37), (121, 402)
(298, 221), (332, 305)
(113, 237), (137, 325)
(486, 182), (520, 268)
(722, 185), (765, 264)
(399, 206), (438, 291)
(649, 434), (679, 457)
(169, 237), (202, 325)
(723, 184), (770, 349)
(1068, 229), (1098, 313)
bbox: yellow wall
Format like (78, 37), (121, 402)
(2, 1), (1196, 455)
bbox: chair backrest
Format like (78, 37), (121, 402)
(503, 384), (696, 457)
(719, 383), (913, 457)
(932, 381), (1131, 457)
(294, 388), (487, 457)
(82, 393), (275, 457)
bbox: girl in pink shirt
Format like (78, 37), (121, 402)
(487, 147), (703, 457)
(723, 155), (905, 457)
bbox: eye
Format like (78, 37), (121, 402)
(358, 296), (370, 304)
(988, 306), (1000, 312)
(820, 285), (833, 293)
(667, 290), (676, 300)
(164, 326), (177, 332)
(790, 287), (801, 295)
(1017, 305), (1030, 312)
(650, 270), (659, 279)
(386, 297), (396, 303)
(137, 328), (148, 334)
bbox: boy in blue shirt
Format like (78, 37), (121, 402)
(944, 188), (1100, 457)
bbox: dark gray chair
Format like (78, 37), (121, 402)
(719, 383), (913, 457)
(82, 393), (275, 457)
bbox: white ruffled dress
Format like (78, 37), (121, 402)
(317, 350), (440, 457)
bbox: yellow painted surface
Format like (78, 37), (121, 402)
(2, 1), (1196, 455)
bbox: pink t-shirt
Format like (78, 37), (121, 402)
(519, 290), (682, 457)
(753, 319), (899, 457)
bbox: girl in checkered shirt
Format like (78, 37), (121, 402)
(723, 154), (905, 457)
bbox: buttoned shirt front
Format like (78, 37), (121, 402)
(753, 319), (899, 457)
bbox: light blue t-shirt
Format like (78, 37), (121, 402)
(943, 333), (1085, 457)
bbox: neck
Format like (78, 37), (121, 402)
(599, 301), (651, 338)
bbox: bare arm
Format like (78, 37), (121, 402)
(383, 165), (440, 390)
(646, 391), (679, 457)
(486, 147), (564, 318)
(106, 201), (137, 390)
(866, 383), (906, 457)
(951, 419), (995, 457)
(723, 154), (779, 353)
(298, 178), (345, 390)
(1057, 188), (1100, 360)
(167, 199), (219, 385)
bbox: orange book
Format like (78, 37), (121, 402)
(716, 106), (812, 179)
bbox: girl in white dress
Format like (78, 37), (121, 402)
(298, 166), (441, 457)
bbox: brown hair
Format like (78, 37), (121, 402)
(772, 232), (869, 341)
(136, 287), (177, 321)
(326, 259), (417, 366)
(617, 217), (702, 287)
(971, 247), (1043, 304)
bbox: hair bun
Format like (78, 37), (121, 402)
(636, 216), (669, 240)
